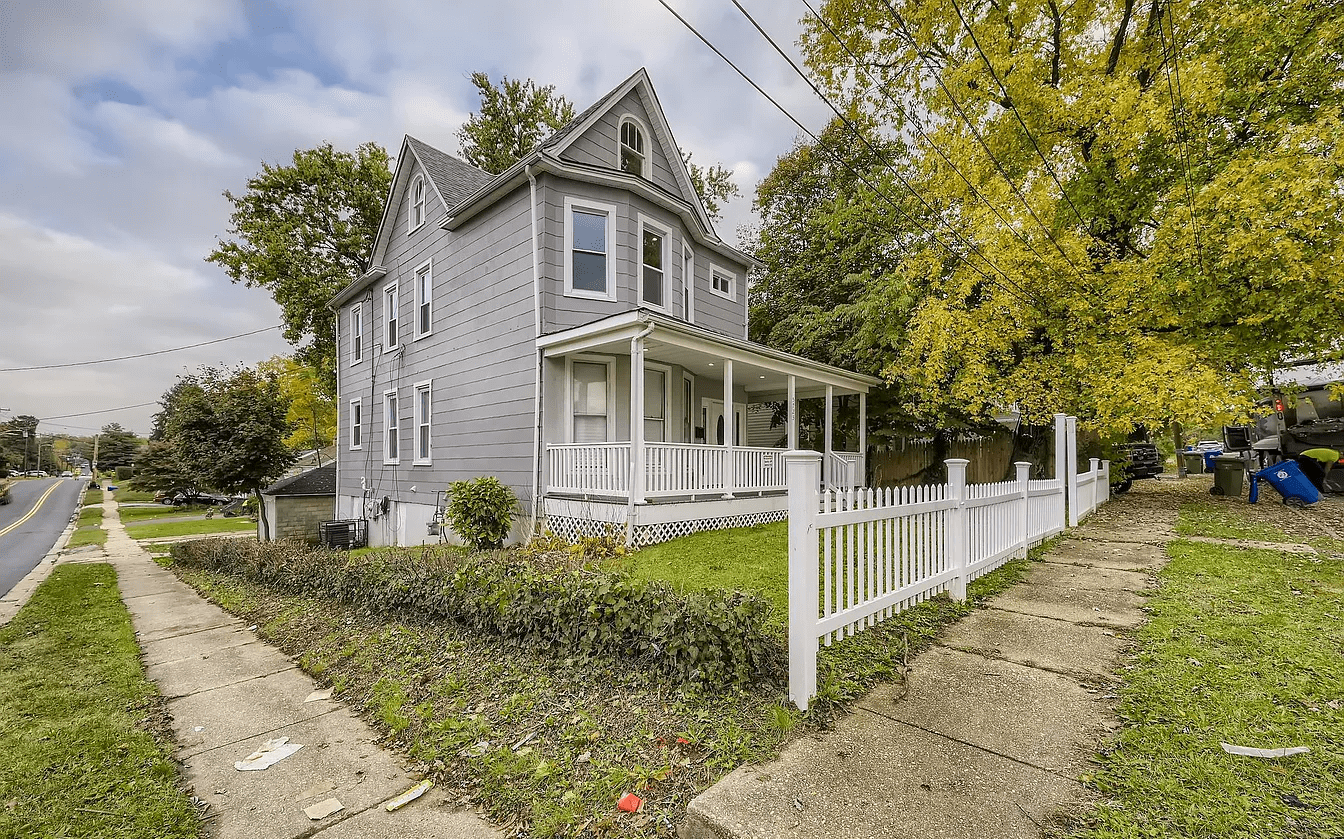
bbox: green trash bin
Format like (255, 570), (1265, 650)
(1183, 452), (1206, 475)
(1211, 455), (1245, 496)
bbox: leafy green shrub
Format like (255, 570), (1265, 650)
(446, 477), (516, 549)
(171, 539), (783, 689)
(115, 466), (135, 481)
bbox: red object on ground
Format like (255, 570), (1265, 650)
(617, 793), (643, 813)
(675, 737), (691, 745)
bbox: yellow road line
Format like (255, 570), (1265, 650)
(0, 481), (63, 540)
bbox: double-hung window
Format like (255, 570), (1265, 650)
(414, 260), (432, 339)
(383, 389), (399, 464)
(682, 245), (693, 323)
(619, 116), (647, 178)
(564, 197), (616, 300)
(383, 282), (399, 349)
(350, 303), (363, 364)
(570, 360), (612, 443)
(349, 399), (362, 449)
(682, 374), (694, 442)
(643, 366), (667, 443)
(412, 380), (432, 465)
(410, 176), (425, 230)
(639, 216), (670, 310)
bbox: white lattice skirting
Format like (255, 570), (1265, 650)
(546, 509), (789, 547)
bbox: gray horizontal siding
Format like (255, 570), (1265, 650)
(561, 89), (682, 199)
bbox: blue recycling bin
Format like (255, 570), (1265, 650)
(1201, 449), (1223, 472)
(1250, 461), (1320, 506)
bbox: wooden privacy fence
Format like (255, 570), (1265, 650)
(785, 414), (1107, 710)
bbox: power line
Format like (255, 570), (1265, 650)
(674, 0), (1041, 309)
(799, 0), (1067, 275)
(0, 325), (283, 372)
(39, 401), (160, 422)
(875, 0), (1085, 276)
(947, 0), (1088, 227)
(1158, 6), (1206, 276)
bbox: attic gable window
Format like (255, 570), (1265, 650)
(410, 175), (426, 230)
(619, 116), (647, 179)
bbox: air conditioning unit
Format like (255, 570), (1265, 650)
(318, 519), (367, 550)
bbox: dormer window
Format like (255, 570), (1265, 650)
(619, 116), (647, 179)
(410, 175), (425, 229)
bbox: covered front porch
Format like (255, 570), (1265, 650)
(537, 311), (878, 507)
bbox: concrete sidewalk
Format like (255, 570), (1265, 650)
(99, 496), (501, 839)
(682, 499), (1174, 838)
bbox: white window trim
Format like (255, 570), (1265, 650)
(637, 213), (673, 313)
(643, 361), (672, 442)
(563, 197), (618, 302)
(708, 262), (737, 302)
(350, 303), (363, 366)
(682, 371), (695, 443)
(564, 354), (618, 443)
(413, 258), (433, 340)
(383, 388), (400, 465)
(410, 175), (426, 232)
(617, 114), (651, 179)
(682, 245), (694, 324)
(412, 379), (432, 465)
(383, 281), (399, 349)
(349, 398), (362, 450)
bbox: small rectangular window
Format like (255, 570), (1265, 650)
(351, 304), (363, 364)
(710, 266), (735, 301)
(641, 226), (664, 308)
(384, 389), (399, 463)
(564, 198), (616, 300)
(350, 399), (362, 449)
(413, 381), (432, 464)
(415, 261), (432, 338)
(384, 283), (399, 349)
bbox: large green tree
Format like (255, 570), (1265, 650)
(456, 72), (576, 175)
(790, 0), (1343, 435)
(207, 142), (392, 394)
(258, 355), (337, 455)
(95, 423), (142, 470)
(165, 367), (295, 539)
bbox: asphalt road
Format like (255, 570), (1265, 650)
(0, 477), (84, 598)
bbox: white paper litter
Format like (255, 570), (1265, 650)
(235, 737), (303, 771)
(303, 797), (344, 820)
(384, 779), (434, 812)
(304, 688), (333, 703)
(1220, 742), (1311, 759)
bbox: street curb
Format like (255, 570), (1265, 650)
(0, 481), (93, 626)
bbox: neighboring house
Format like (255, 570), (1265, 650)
(330, 68), (878, 547)
(260, 463), (336, 542)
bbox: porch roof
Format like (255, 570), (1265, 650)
(537, 310), (882, 397)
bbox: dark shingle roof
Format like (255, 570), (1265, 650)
(406, 137), (495, 210)
(263, 463), (336, 497)
(537, 67), (645, 154)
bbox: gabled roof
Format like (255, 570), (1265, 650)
(406, 136), (494, 208)
(263, 462), (336, 497)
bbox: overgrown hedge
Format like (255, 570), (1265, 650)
(171, 539), (785, 689)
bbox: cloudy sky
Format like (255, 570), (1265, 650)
(0, 0), (833, 436)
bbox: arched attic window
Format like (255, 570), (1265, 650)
(619, 116), (647, 179)
(410, 175), (426, 229)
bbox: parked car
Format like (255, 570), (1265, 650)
(156, 491), (229, 506)
(60, 471), (73, 478)
(26, 470), (47, 477)
(1113, 442), (1163, 493)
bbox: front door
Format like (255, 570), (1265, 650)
(701, 399), (744, 445)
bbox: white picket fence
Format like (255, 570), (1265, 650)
(785, 414), (1107, 710)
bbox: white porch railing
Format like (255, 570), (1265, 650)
(549, 443), (855, 498)
(786, 414), (1107, 710)
(547, 443), (631, 495)
(825, 451), (860, 490)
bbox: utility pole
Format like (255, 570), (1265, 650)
(92, 434), (100, 480)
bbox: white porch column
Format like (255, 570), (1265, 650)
(824, 384), (834, 485)
(722, 358), (735, 498)
(631, 338), (646, 505)
(787, 375), (798, 450)
(858, 391), (867, 486)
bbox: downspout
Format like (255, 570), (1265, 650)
(625, 322), (656, 545)
(527, 165), (544, 540)
(333, 313), (340, 528)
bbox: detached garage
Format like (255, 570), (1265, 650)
(260, 463), (336, 542)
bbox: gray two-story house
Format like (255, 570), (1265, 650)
(330, 69), (878, 547)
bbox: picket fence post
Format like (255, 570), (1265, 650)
(1066, 416), (1080, 527)
(785, 450), (822, 711)
(1102, 460), (1111, 502)
(1089, 457), (1101, 515)
(945, 458), (969, 601)
(1015, 461), (1031, 556)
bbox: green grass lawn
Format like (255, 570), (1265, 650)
(84, 485), (103, 505)
(0, 564), (200, 838)
(125, 518), (256, 540)
(108, 487), (157, 503)
(1080, 523), (1344, 835)
(66, 505), (108, 549)
(1175, 500), (1296, 542)
(118, 504), (220, 524)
